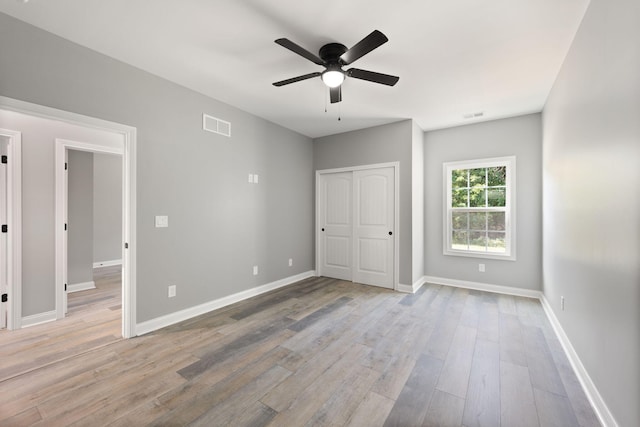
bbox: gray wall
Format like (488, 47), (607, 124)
(424, 114), (542, 291)
(67, 150), (94, 285)
(542, 0), (640, 424)
(0, 109), (123, 316)
(313, 120), (414, 286)
(93, 153), (122, 264)
(0, 13), (314, 323)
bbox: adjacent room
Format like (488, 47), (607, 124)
(0, 0), (638, 426)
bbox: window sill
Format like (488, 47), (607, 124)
(443, 249), (516, 261)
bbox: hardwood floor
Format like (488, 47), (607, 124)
(0, 266), (122, 384)
(0, 276), (600, 426)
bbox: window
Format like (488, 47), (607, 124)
(444, 156), (515, 260)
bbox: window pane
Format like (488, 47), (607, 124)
(452, 189), (468, 207)
(487, 188), (506, 207)
(469, 231), (487, 251)
(452, 230), (468, 250)
(487, 212), (506, 231)
(469, 168), (486, 187)
(469, 212), (486, 230)
(452, 212), (468, 230)
(488, 166), (506, 186)
(487, 231), (506, 252)
(469, 188), (486, 207)
(452, 169), (468, 189)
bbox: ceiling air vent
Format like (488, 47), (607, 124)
(203, 113), (231, 137)
(463, 111), (484, 120)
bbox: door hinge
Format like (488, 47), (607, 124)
(124, 242), (129, 249)
(65, 162), (68, 170)
(1, 293), (7, 303)
(1, 155), (7, 164)
(64, 283), (67, 292)
(1, 224), (7, 233)
(64, 223), (67, 231)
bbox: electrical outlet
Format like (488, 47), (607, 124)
(288, 258), (293, 267)
(561, 296), (565, 311)
(248, 173), (254, 183)
(253, 265), (258, 275)
(168, 285), (176, 298)
(479, 263), (485, 273)
(254, 174), (259, 184)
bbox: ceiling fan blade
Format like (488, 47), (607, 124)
(347, 68), (399, 86)
(340, 30), (388, 65)
(330, 86), (342, 103)
(273, 72), (321, 87)
(275, 38), (324, 65)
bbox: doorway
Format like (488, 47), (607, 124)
(65, 149), (122, 323)
(56, 139), (124, 327)
(316, 163), (399, 289)
(0, 96), (136, 338)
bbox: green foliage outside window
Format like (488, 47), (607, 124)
(450, 166), (507, 253)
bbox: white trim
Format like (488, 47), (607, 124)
(1, 96), (137, 339)
(68, 281), (96, 293)
(21, 310), (57, 328)
(93, 259), (122, 268)
(422, 275), (542, 299)
(397, 276), (428, 294)
(315, 162), (400, 291)
(539, 296), (618, 427)
(136, 270), (315, 336)
(0, 128), (22, 330)
(56, 138), (123, 322)
(396, 284), (415, 293)
(443, 156), (516, 261)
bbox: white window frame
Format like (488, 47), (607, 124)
(443, 156), (516, 260)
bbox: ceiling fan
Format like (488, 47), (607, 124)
(272, 30), (399, 104)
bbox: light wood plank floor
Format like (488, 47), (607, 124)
(0, 275), (600, 426)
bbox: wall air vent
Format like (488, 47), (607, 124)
(203, 113), (231, 137)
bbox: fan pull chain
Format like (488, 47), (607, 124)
(324, 87), (328, 113)
(338, 102), (341, 121)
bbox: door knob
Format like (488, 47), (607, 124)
(322, 228), (325, 231)
(388, 231), (393, 235)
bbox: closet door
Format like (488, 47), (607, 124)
(353, 167), (394, 289)
(318, 172), (352, 280)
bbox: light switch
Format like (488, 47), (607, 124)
(248, 174), (254, 183)
(155, 215), (168, 228)
(254, 174), (259, 183)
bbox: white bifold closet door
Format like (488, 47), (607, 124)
(318, 166), (395, 289)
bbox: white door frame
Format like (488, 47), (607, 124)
(316, 162), (400, 290)
(56, 139), (123, 320)
(0, 128), (22, 330)
(1, 96), (137, 338)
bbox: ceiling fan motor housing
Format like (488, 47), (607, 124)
(319, 43), (348, 65)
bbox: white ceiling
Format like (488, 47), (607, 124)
(0, 0), (589, 138)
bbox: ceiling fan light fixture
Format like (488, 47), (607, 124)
(321, 69), (345, 88)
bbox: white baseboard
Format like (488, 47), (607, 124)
(422, 275), (543, 299)
(135, 270), (316, 336)
(93, 259), (122, 268)
(21, 310), (57, 328)
(397, 276), (428, 293)
(539, 295), (618, 427)
(68, 281), (96, 293)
